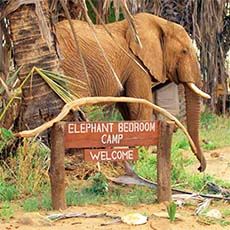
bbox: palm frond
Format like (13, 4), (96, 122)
(0, 66), (86, 122)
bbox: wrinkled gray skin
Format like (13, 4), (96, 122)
(56, 13), (206, 172)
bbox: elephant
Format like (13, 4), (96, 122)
(55, 13), (210, 172)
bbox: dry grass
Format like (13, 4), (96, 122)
(1, 138), (50, 195)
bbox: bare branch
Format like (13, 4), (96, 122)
(15, 96), (197, 154)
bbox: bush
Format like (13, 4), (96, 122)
(0, 181), (18, 201)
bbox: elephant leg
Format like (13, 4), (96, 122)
(124, 75), (153, 120)
(117, 102), (130, 120)
(151, 91), (158, 120)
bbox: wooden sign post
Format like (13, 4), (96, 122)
(49, 120), (174, 210)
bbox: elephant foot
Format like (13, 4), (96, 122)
(198, 157), (207, 172)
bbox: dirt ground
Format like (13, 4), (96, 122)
(0, 147), (229, 230)
(185, 146), (230, 182)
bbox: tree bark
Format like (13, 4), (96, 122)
(8, 1), (64, 132)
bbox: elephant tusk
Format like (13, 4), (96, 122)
(187, 83), (211, 99)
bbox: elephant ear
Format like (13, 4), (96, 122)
(126, 14), (166, 82)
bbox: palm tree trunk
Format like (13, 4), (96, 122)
(8, 1), (64, 131)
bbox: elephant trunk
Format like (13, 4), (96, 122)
(184, 84), (206, 172)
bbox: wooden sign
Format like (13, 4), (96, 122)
(84, 148), (138, 162)
(50, 121), (175, 210)
(64, 121), (159, 148)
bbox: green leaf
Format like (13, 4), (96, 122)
(167, 201), (177, 222)
(0, 128), (13, 139)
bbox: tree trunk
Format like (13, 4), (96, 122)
(8, 1), (64, 132)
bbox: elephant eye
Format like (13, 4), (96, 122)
(182, 49), (188, 54)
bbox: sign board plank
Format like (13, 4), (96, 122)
(84, 148), (138, 162)
(64, 121), (159, 148)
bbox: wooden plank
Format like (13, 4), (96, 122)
(64, 121), (159, 148)
(157, 121), (174, 203)
(49, 122), (67, 210)
(84, 148), (138, 162)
